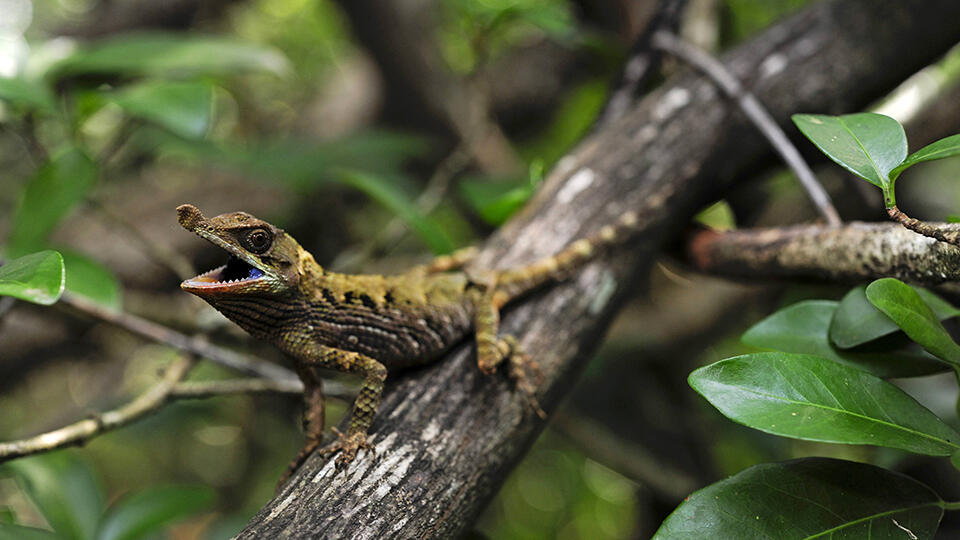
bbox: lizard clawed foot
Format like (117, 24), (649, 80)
(321, 427), (375, 472)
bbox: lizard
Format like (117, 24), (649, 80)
(175, 203), (639, 481)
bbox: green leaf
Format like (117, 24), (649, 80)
(0, 251), (65, 305)
(5, 453), (104, 540)
(0, 76), (57, 114)
(831, 285), (960, 349)
(50, 33), (289, 79)
(0, 508), (13, 524)
(61, 251), (122, 310)
(459, 176), (534, 225)
(8, 148), (97, 256)
(742, 300), (946, 378)
(654, 458), (943, 539)
(96, 485), (213, 540)
(689, 353), (960, 455)
(866, 278), (960, 367)
(952, 450), (960, 473)
(892, 133), (960, 181)
(0, 523), (65, 540)
(792, 113), (906, 205)
(110, 81), (213, 139)
(335, 170), (453, 254)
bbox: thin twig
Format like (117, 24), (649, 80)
(87, 199), (197, 281)
(887, 206), (960, 247)
(331, 146), (471, 272)
(0, 354), (196, 461)
(0, 362), (354, 462)
(59, 292), (299, 383)
(595, 0), (689, 128)
(171, 377), (356, 402)
(652, 30), (842, 227)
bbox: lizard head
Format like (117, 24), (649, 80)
(177, 204), (306, 298)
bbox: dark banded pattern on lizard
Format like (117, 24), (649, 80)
(176, 204), (640, 481)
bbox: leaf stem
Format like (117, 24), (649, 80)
(940, 501), (960, 511)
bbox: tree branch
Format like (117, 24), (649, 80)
(0, 355), (196, 461)
(0, 363), (351, 462)
(688, 222), (960, 284)
(888, 205), (960, 248)
(59, 293), (298, 383)
(239, 1), (960, 537)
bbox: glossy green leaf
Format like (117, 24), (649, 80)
(459, 177), (533, 225)
(0, 508), (13, 523)
(689, 353), (960, 455)
(952, 450), (960, 473)
(61, 251), (122, 310)
(792, 113), (905, 204)
(0, 523), (64, 540)
(892, 133), (960, 181)
(0, 251), (65, 305)
(8, 147), (97, 256)
(110, 81), (213, 139)
(96, 485), (213, 540)
(335, 170), (453, 254)
(831, 285), (960, 348)
(654, 458), (943, 539)
(0, 76), (57, 114)
(867, 278), (960, 367)
(742, 300), (946, 377)
(50, 33), (289, 79)
(5, 453), (104, 540)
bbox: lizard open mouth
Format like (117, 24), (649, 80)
(182, 256), (265, 289)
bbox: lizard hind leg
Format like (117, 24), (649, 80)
(470, 289), (546, 419)
(278, 365), (327, 488)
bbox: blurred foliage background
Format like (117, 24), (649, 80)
(2, 0), (960, 538)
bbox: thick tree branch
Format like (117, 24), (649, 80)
(239, 1), (960, 537)
(689, 222), (960, 284)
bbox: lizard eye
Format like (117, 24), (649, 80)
(244, 228), (272, 254)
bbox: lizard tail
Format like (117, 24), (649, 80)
(492, 210), (640, 307)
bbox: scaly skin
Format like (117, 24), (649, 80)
(176, 204), (639, 481)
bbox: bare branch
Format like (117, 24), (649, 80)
(652, 30), (842, 227)
(59, 293), (298, 383)
(170, 378), (358, 402)
(0, 355), (196, 461)
(0, 361), (345, 462)
(689, 222), (960, 284)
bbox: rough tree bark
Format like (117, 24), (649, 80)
(690, 223), (960, 285)
(239, 1), (960, 537)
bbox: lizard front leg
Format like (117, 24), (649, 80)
(290, 345), (386, 473)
